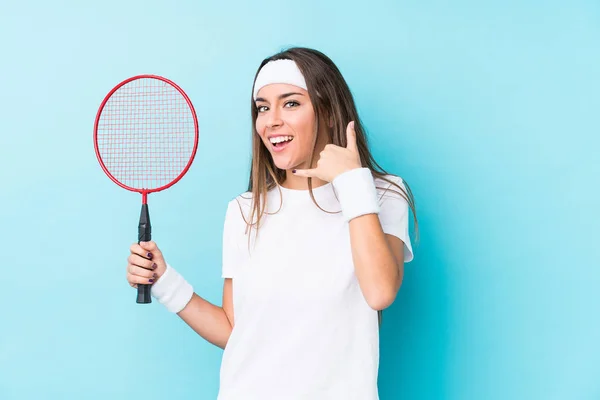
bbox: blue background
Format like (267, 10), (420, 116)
(0, 1), (598, 399)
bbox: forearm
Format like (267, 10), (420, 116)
(151, 264), (232, 349)
(177, 293), (232, 349)
(349, 214), (402, 310)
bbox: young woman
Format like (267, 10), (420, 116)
(126, 47), (417, 400)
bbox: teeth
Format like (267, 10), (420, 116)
(269, 136), (293, 144)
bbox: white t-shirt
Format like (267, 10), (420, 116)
(217, 174), (414, 400)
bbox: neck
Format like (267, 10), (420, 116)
(280, 171), (329, 190)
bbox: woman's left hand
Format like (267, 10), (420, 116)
(293, 121), (362, 182)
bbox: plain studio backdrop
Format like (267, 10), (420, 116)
(0, 1), (598, 399)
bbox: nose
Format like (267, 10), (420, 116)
(266, 107), (282, 129)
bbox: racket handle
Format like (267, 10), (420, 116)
(137, 203), (152, 304)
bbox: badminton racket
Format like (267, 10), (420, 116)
(93, 74), (199, 304)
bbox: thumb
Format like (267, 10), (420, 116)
(139, 241), (157, 251)
(346, 121), (358, 152)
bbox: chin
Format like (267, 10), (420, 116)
(271, 156), (295, 171)
(274, 162), (293, 172)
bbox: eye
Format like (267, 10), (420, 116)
(284, 100), (300, 108)
(256, 105), (268, 113)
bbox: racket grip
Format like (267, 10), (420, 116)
(137, 203), (152, 304)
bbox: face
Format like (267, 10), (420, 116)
(254, 83), (322, 171)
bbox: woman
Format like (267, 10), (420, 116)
(126, 47), (417, 400)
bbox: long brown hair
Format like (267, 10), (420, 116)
(243, 47), (418, 236)
(241, 47), (419, 323)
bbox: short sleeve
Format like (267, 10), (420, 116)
(377, 175), (414, 263)
(221, 199), (246, 278)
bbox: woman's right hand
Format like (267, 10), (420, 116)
(126, 241), (167, 288)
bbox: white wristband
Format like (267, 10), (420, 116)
(332, 167), (380, 222)
(151, 264), (194, 313)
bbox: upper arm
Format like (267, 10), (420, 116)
(385, 233), (405, 267)
(385, 234), (405, 291)
(222, 278), (234, 328)
(378, 176), (414, 263)
(221, 198), (249, 329)
(221, 200), (243, 329)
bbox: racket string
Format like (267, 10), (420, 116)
(96, 77), (197, 190)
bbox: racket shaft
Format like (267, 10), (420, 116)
(137, 204), (152, 304)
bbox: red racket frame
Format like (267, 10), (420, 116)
(93, 74), (199, 204)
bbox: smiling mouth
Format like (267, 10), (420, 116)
(269, 136), (294, 148)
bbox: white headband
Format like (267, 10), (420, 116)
(253, 59), (308, 100)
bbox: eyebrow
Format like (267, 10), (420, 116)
(255, 92), (305, 103)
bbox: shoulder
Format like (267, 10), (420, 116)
(222, 190), (258, 233)
(374, 174), (408, 200)
(224, 191), (252, 221)
(374, 173), (405, 187)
